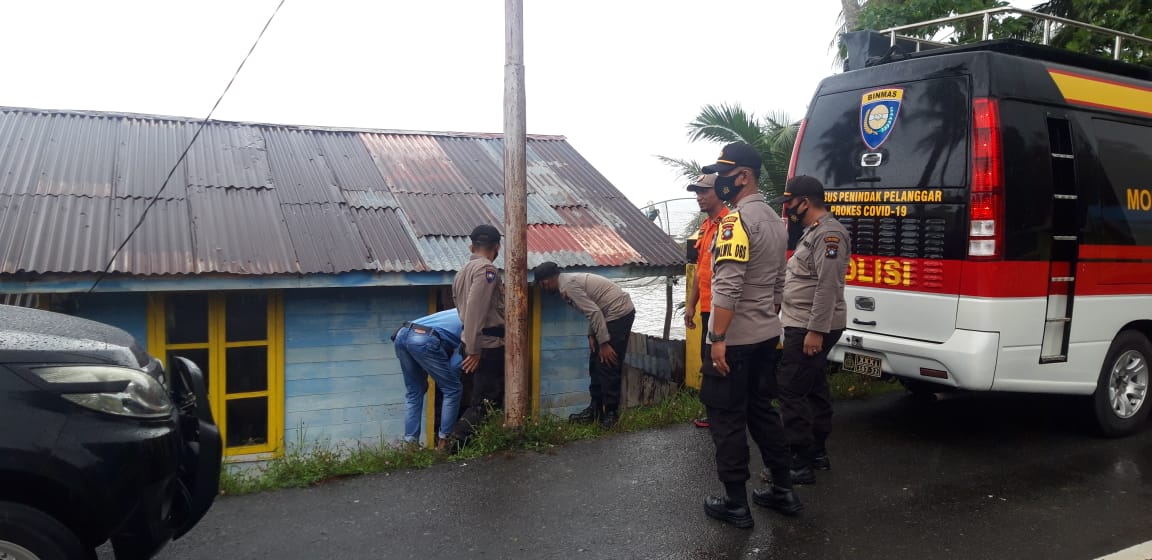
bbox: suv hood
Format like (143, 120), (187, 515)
(0, 304), (148, 367)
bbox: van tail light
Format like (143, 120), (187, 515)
(786, 118), (807, 181)
(969, 98), (1003, 260)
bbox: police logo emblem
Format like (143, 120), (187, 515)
(860, 87), (904, 149)
(485, 269), (496, 283)
(721, 223), (734, 240)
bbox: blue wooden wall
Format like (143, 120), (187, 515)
(536, 296), (594, 418)
(282, 286), (428, 451)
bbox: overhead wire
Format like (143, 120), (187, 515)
(88, 0), (287, 293)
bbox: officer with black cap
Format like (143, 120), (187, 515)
(697, 142), (801, 529)
(772, 175), (851, 482)
(447, 224), (506, 447)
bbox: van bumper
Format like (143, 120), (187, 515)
(829, 329), (1000, 390)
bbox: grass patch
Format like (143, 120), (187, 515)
(220, 378), (900, 497)
(829, 367), (904, 400)
(220, 390), (704, 497)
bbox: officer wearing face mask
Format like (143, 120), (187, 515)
(697, 142), (801, 530)
(772, 175), (851, 484)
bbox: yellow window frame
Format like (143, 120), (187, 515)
(147, 292), (285, 459)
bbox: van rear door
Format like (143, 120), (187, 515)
(792, 76), (971, 343)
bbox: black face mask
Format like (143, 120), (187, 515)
(714, 171), (742, 202)
(787, 199), (809, 224)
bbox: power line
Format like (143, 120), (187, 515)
(89, 0), (287, 293)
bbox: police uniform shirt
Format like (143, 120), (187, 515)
(556, 272), (635, 345)
(709, 193), (787, 346)
(454, 254), (505, 352)
(781, 216), (851, 333)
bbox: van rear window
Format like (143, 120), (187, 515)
(793, 77), (970, 190)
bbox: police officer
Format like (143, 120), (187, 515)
(773, 175), (851, 483)
(698, 143), (801, 529)
(533, 261), (635, 429)
(447, 224), (506, 447)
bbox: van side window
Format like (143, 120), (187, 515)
(1092, 119), (1152, 246)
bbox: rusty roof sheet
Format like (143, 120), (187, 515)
(0, 106), (682, 279)
(395, 192), (501, 237)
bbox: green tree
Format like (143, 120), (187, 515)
(838, 0), (1152, 66)
(657, 103), (799, 200)
(657, 103), (799, 237)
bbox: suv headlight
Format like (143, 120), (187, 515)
(33, 365), (174, 419)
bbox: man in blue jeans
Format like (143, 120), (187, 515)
(392, 308), (465, 450)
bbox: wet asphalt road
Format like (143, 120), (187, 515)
(112, 390), (1152, 560)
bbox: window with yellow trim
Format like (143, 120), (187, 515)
(148, 291), (284, 458)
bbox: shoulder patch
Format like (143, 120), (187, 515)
(824, 243), (840, 259)
(713, 211), (749, 264)
(824, 235), (841, 244)
(485, 269), (497, 283)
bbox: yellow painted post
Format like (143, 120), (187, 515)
(684, 263), (702, 389)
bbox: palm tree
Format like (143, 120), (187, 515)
(657, 103), (800, 201)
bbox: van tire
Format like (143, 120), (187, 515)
(1093, 330), (1152, 437)
(0, 501), (93, 560)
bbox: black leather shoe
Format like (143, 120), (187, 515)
(703, 496), (754, 529)
(790, 466), (816, 485)
(599, 409), (619, 429)
(812, 453), (831, 471)
(568, 405), (599, 424)
(752, 486), (804, 516)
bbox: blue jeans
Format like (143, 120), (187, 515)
(394, 327), (463, 442)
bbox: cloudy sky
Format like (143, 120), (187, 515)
(0, 0), (1030, 212)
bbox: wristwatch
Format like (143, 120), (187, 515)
(708, 331), (726, 343)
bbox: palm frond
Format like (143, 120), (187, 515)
(654, 155), (704, 182)
(686, 103), (765, 146)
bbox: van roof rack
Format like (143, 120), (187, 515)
(879, 7), (1152, 61)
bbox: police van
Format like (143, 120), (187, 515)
(788, 8), (1152, 435)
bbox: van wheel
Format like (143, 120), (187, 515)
(0, 501), (92, 560)
(1093, 330), (1152, 437)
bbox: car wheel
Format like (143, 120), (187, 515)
(0, 501), (92, 560)
(1094, 330), (1152, 437)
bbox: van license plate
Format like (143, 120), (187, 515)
(843, 352), (882, 378)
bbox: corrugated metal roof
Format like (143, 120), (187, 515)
(187, 187), (297, 274)
(479, 193), (564, 226)
(186, 124), (273, 189)
(0, 195), (112, 273)
(395, 192), (501, 237)
(264, 128), (343, 204)
(109, 197), (196, 274)
(349, 207), (426, 272)
(280, 203), (376, 273)
(361, 133), (474, 194)
(0, 106), (683, 279)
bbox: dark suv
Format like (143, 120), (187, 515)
(0, 304), (221, 560)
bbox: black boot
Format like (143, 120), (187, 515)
(752, 485), (804, 516)
(599, 408), (619, 429)
(703, 496), (754, 529)
(811, 452), (831, 471)
(568, 404), (600, 424)
(761, 466), (816, 485)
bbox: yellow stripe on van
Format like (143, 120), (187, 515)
(1048, 69), (1152, 118)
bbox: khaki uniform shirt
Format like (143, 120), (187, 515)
(557, 273), (635, 345)
(781, 215), (851, 333)
(709, 194), (787, 346)
(454, 254), (505, 352)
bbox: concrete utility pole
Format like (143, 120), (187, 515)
(503, 0), (530, 428)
